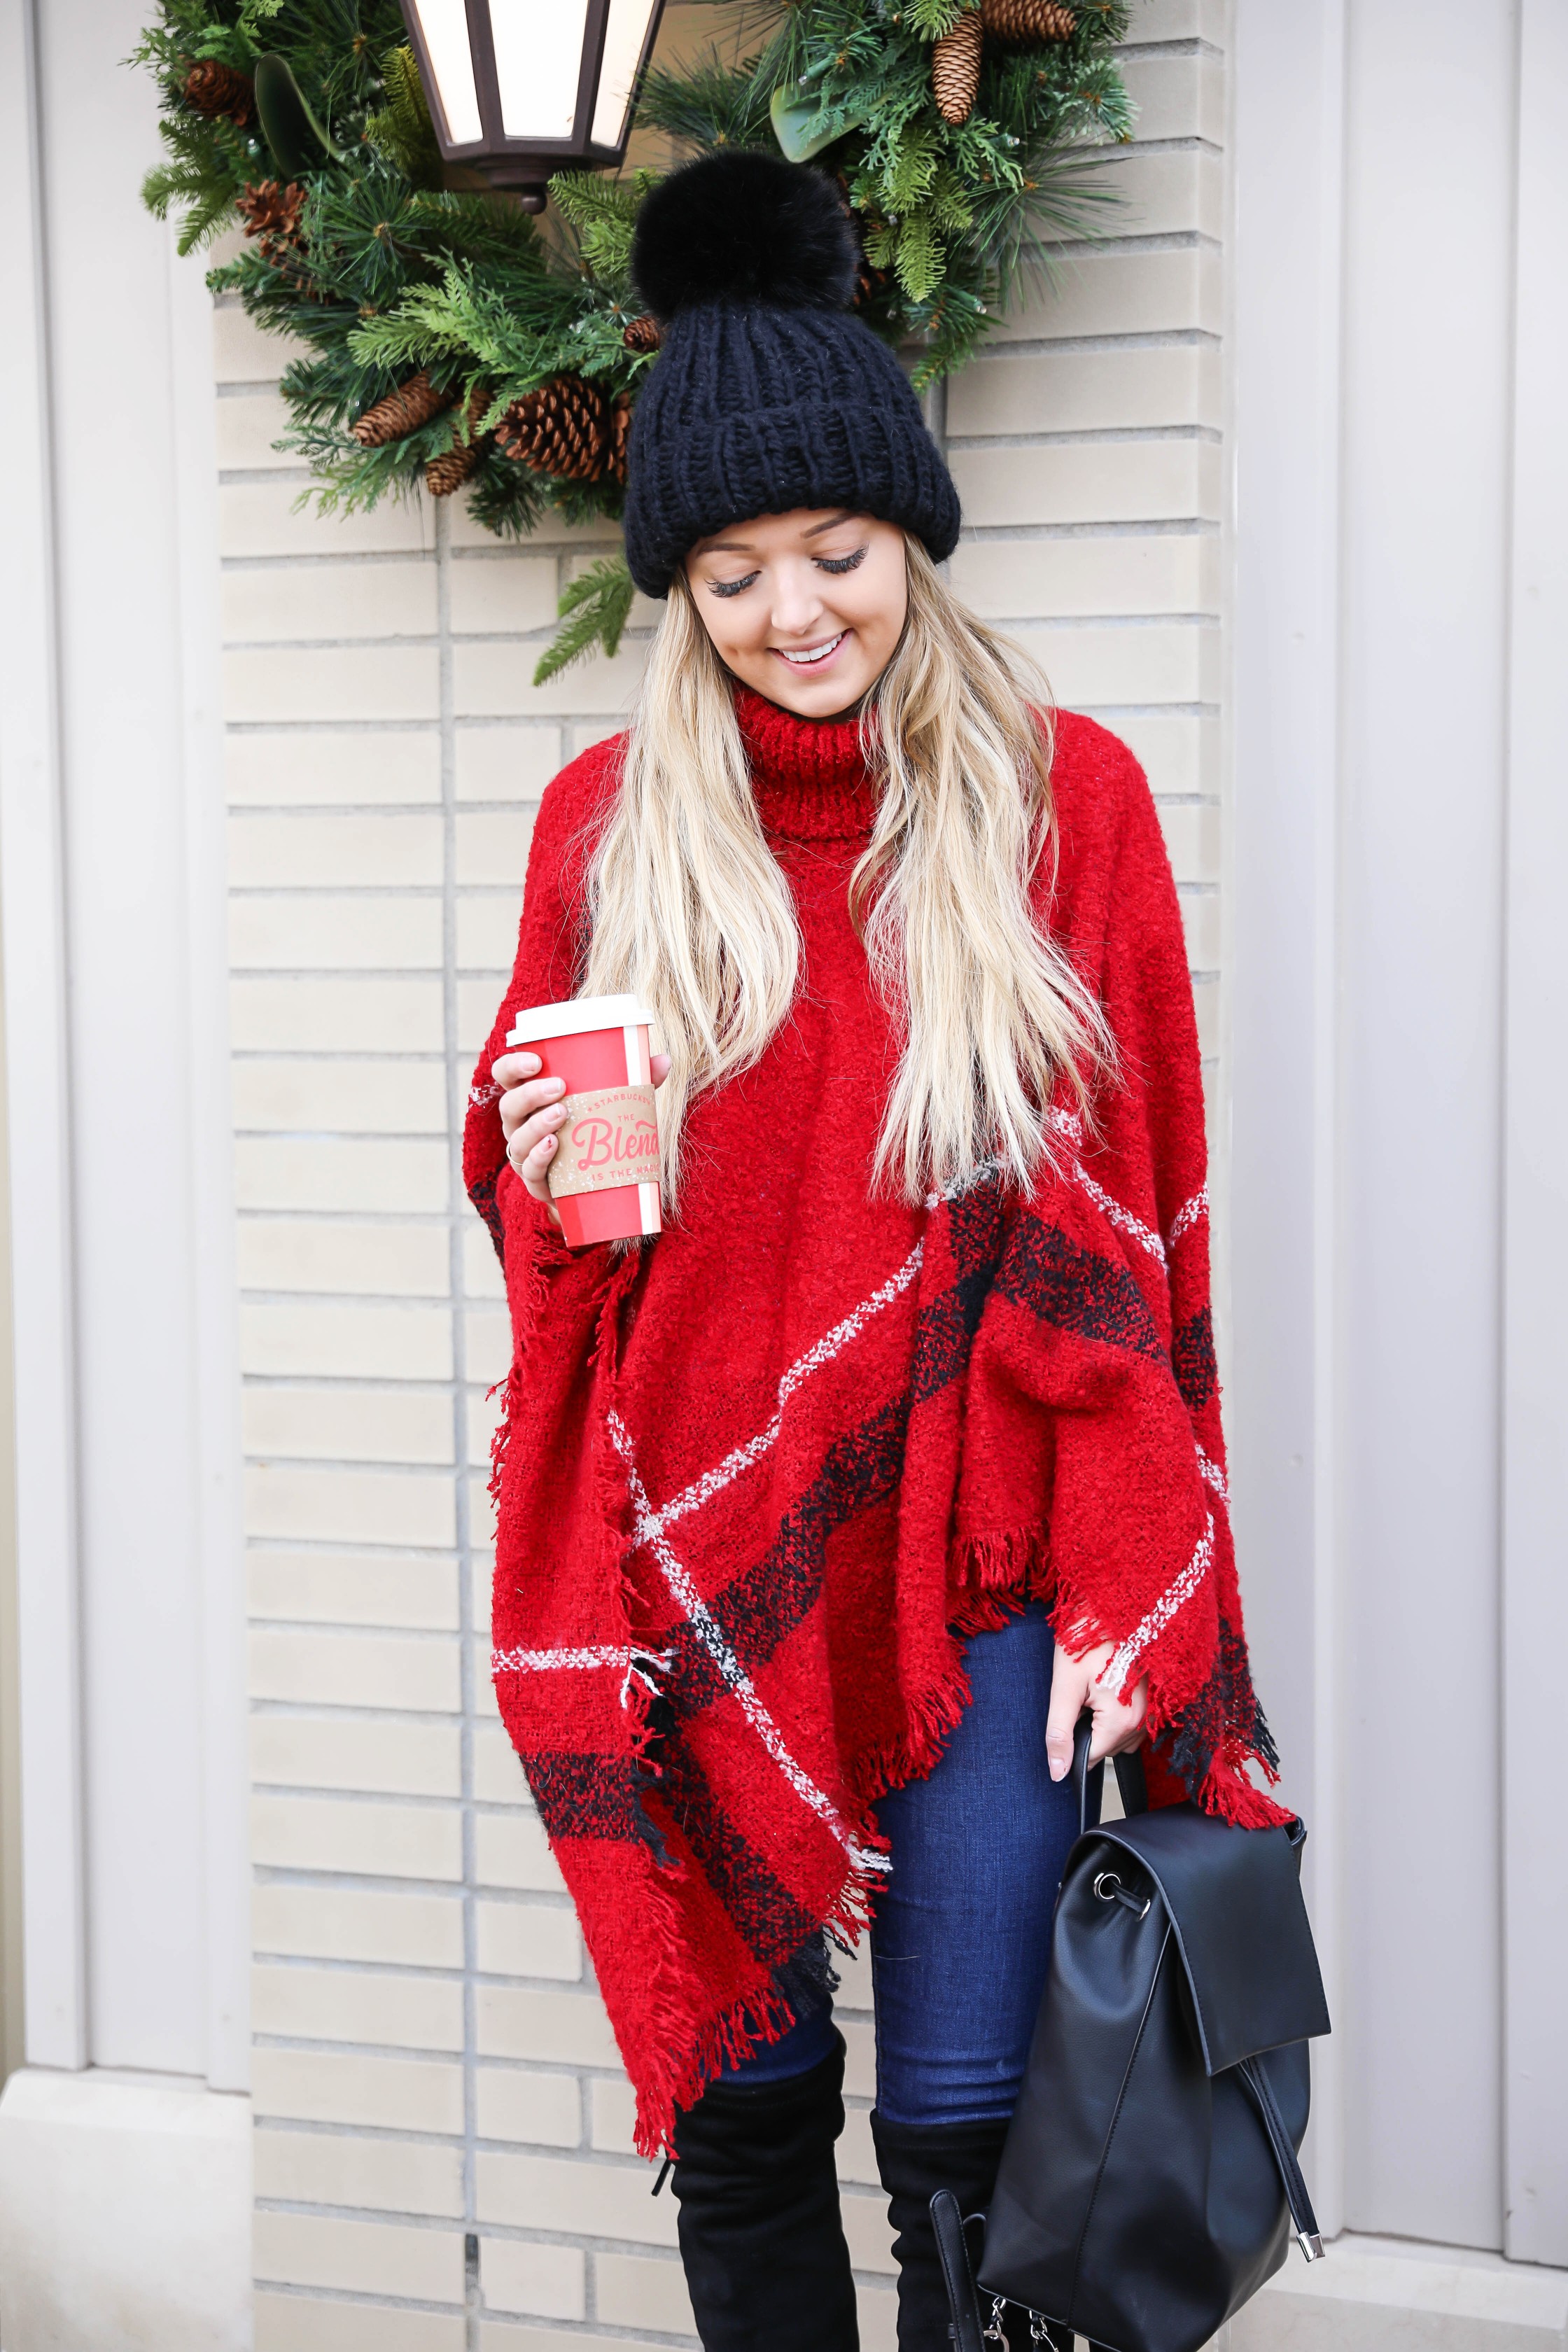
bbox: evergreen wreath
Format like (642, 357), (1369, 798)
(136, 0), (1135, 677)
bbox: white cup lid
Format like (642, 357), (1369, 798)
(506, 993), (654, 1046)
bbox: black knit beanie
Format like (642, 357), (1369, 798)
(622, 153), (961, 598)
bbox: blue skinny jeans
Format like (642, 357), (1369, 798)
(720, 1605), (1080, 2124)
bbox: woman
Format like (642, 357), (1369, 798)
(464, 153), (1285, 2351)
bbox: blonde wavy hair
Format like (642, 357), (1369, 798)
(581, 535), (1109, 1205)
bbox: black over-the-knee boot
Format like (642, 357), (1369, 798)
(872, 2110), (1040, 2352)
(671, 2035), (860, 2351)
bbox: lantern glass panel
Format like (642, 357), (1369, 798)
(492, 0), (590, 141)
(590, 0), (660, 147)
(407, 0), (482, 144)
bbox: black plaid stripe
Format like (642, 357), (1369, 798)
(522, 1752), (649, 1842)
(946, 1177), (1009, 1278)
(654, 1186), (1011, 1714)
(913, 1176), (1008, 1398)
(524, 1722), (831, 1968)
(1161, 1622), (1279, 1800)
(470, 1166), (505, 1262)
(517, 1735), (829, 1966)
(662, 1394), (912, 1717)
(996, 1214), (1166, 1362)
(1171, 1306), (1217, 1413)
(652, 1723), (820, 1968)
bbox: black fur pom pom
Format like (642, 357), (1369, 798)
(631, 152), (858, 322)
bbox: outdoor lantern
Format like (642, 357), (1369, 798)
(398, 0), (668, 211)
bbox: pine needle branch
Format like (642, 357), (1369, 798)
(132, 0), (1135, 666)
(533, 556), (636, 685)
(365, 44), (443, 188)
(636, 51), (774, 152)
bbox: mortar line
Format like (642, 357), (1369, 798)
(432, 496), (483, 2351)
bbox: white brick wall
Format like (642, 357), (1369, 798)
(232, 4), (1225, 2342)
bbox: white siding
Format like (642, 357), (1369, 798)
(1229, 0), (1568, 2274)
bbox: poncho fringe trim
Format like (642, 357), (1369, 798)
(629, 1639), (979, 2155)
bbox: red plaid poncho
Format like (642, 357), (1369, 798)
(465, 690), (1286, 2157)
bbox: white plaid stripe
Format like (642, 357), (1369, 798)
(1047, 1108), (1168, 1266)
(652, 1240), (925, 1535)
(1077, 1167), (1167, 1266)
(1168, 1184), (1209, 1247)
(1101, 1517), (1214, 1693)
(493, 1643), (646, 1674)
(609, 1410), (890, 1875)
(1195, 1446), (1228, 1504)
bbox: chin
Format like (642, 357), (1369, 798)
(762, 659), (876, 715)
(776, 685), (851, 718)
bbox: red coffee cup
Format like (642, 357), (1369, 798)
(506, 994), (662, 1249)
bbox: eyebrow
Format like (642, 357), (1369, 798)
(694, 511), (860, 558)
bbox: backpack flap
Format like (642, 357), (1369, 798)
(1091, 1808), (1331, 2074)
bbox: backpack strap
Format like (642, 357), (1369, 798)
(1238, 2057), (1325, 2261)
(1071, 1711), (1151, 1835)
(930, 2188), (987, 2352)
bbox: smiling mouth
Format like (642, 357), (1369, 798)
(774, 632), (846, 668)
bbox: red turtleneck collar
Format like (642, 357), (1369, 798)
(734, 686), (879, 842)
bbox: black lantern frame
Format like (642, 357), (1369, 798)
(398, 0), (667, 211)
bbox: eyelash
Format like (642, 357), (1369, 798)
(707, 545), (868, 598)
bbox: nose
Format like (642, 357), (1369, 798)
(769, 559), (826, 639)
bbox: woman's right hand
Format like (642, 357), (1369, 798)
(491, 1049), (671, 1225)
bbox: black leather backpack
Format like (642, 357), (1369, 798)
(933, 1723), (1331, 2352)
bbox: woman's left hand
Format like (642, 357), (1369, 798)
(1044, 1640), (1148, 1782)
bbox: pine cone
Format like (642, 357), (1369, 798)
(352, 370), (452, 449)
(424, 384), (492, 498)
(981, 0), (1077, 43)
(932, 9), (984, 126)
(496, 374), (609, 482)
(607, 392), (634, 488)
(236, 179), (307, 261)
(183, 58), (254, 125)
(622, 314), (662, 354)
